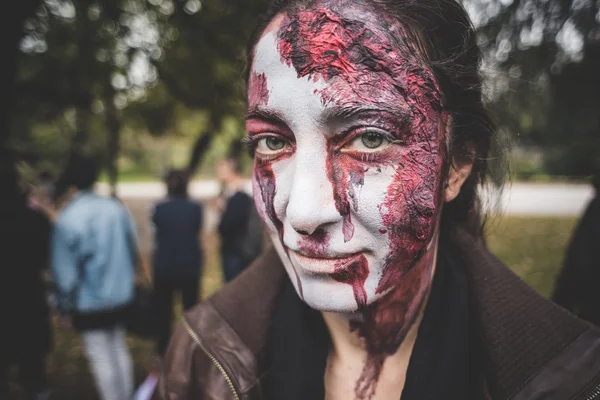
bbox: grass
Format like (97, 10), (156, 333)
(486, 216), (577, 297)
(6, 215), (580, 399)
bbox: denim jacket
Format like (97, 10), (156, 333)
(51, 192), (136, 314)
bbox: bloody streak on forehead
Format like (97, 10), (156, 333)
(248, 72), (270, 109)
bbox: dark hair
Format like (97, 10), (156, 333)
(246, 0), (506, 237)
(0, 159), (23, 210)
(226, 157), (244, 175)
(165, 169), (190, 197)
(38, 170), (54, 182)
(62, 154), (100, 191)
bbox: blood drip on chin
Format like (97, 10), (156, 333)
(254, 162), (304, 298)
(330, 254), (369, 308)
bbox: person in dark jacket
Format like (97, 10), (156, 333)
(155, 1), (600, 399)
(152, 169), (203, 357)
(0, 161), (52, 400)
(553, 170), (600, 325)
(216, 158), (254, 282)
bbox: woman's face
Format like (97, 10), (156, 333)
(247, 3), (448, 312)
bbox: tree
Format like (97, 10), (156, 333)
(474, 0), (600, 176)
(0, 0), (43, 156)
(132, 0), (268, 173)
(9, 0), (268, 188)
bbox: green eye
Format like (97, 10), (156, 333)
(361, 132), (384, 149)
(265, 137), (285, 151)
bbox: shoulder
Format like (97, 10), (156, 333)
(231, 191), (252, 207)
(157, 248), (286, 397)
(155, 311), (212, 399)
(449, 225), (600, 399)
(157, 301), (258, 399)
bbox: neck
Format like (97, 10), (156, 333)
(321, 237), (439, 398)
(229, 176), (243, 191)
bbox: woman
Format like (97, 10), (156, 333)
(156, 1), (600, 399)
(152, 169), (204, 357)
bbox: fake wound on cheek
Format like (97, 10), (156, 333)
(253, 160), (304, 299)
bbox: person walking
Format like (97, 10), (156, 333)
(152, 169), (203, 357)
(51, 155), (137, 400)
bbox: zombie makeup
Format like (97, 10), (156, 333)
(247, 2), (448, 398)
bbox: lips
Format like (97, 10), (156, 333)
(288, 249), (364, 275)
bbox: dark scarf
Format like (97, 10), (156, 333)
(265, 242), (470, 399)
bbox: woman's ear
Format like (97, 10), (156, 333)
(444, 160), (473, 202)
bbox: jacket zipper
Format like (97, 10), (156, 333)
(577, 374), (600, 400)
(182, 318), (241, 400)
(582, 383), (600, 400)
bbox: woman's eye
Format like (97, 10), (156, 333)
(361, 132), (384, 149)
(265, 137), (285, 151)
(255, 136), (289, 155)
(348, 131), (390, 152)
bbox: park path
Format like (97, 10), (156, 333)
(100, 180), (594, 217)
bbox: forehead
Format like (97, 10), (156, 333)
(249, 5), (442, 120)
(251, 27), (327, 128)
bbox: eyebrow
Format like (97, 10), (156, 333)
(246, 107), (286, 123)
(322, 104), (411, 122)
(246, 105), (410, 124)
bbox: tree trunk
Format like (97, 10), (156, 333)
(105, 92), (120, 198)
(187, 112), (223, 175)
(0, 0), (43, 153)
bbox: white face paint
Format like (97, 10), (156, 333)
(247, 15), (446, 313)
(248, 30), (393, 312)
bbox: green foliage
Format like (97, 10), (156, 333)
(10, 0), (268, 179)
(476, 0), (600, 177)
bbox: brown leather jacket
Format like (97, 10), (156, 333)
(155, 228), (600, 399)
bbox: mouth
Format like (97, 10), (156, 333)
(288, 249), (364, 275)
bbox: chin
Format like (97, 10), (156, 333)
(273, 240), (385, 312)
(287, 266), (384, 313)
(300, 275), (362, 312)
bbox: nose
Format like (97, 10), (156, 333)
(286, 147), (341, 236)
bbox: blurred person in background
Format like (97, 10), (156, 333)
(152, 169), (204, 358)
(28, 170), (57, 221)
(0, 161), (52, 400)
(50, 155), (137, 400)
(216, 157), (260, 282)
(553, 169), (600, 325)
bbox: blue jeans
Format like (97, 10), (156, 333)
(81, 325), (133, 400)
(222, 253), (248, 282)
